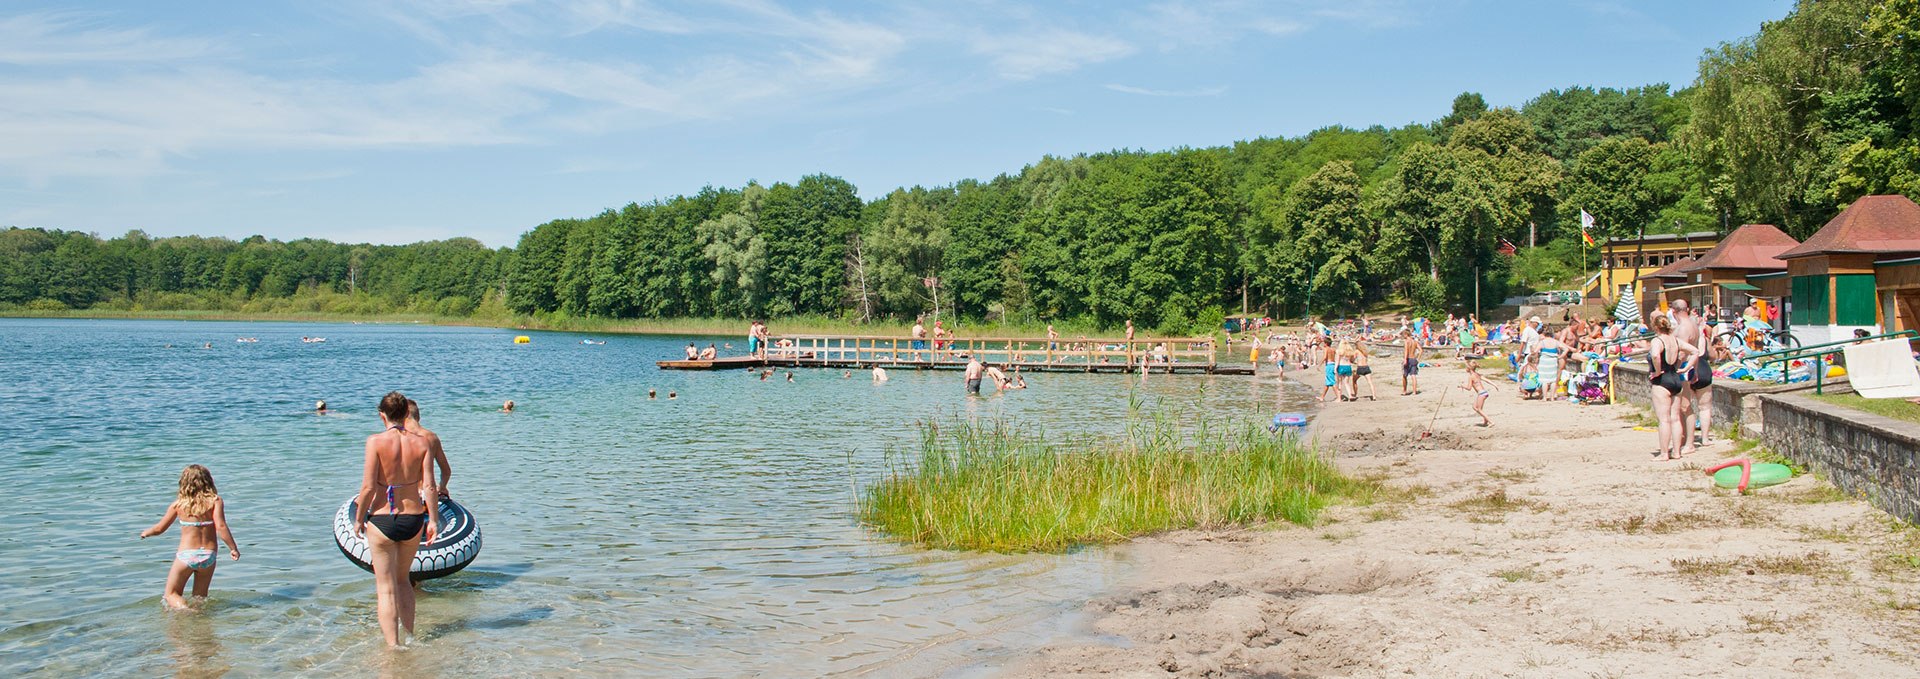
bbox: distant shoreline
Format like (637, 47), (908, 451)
(0, 309), (1171, 340)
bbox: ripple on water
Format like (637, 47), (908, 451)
(0, 318), (1305, 677)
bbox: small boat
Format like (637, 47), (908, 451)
(236, 337), (259, 343)
(581, 340), (605, 345)
(302, 337), (327, 344)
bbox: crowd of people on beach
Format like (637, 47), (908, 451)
(1235, 303), (1744, 458)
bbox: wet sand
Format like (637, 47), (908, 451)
(1007, 359), (1920, 678)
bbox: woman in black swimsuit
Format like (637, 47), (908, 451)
(1646, 315), (1699, 461)
(354, 392), (440, 648)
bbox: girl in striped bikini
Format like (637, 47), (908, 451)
(140, 464), (240, 610)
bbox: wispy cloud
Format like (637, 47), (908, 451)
(1577, 1), (1682, 43)
(970, 28), (1134, 80)
(0, 2), (907, 182)
(1104, 83), (1228, 97)
(0, 12), (222, 64)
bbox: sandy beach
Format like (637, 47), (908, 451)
(1009, 359), (1920, 678)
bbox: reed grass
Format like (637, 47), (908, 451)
(857, 415), (1376, 552)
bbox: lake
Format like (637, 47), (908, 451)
(0, 318), (1305, 677)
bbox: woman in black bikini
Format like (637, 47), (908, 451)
(354, 392), (440, 648)
(1646, 316), (1699, 461)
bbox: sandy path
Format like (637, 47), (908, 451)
(1005, 360), (1920, 678)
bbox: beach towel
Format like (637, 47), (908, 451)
(1539, 347), (1561, 386)
(1841, 339), (1920, 399)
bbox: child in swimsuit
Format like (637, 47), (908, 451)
(1461, 362), (1496, 427)
(140, 464), (239, 610)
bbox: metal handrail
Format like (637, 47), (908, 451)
(1753, 330), (1918, 394)
(1595, 331), (1652, 349)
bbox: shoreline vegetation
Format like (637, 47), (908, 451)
(858, 416), (1391, 553)
(3, 3), (1915, 339)
(0, 308), (1204, 340)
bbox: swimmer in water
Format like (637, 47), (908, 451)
(842, 370), (851, 379)
(668, 391), (677, 400)
(649, 389), (657, 399)
(202, 342), (212, 349)
(786, 372), (795, 382)
(872, 366), (888, 382)
(315, 400), (329, 415)
(501, 400), (515, 413)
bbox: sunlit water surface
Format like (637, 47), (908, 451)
(0, 319), (1306, 677)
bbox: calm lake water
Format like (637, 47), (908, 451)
(0, 318), (1304, 677)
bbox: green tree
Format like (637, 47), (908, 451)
(697, 184), (770, 317)
(1559, 136), (1660, 243)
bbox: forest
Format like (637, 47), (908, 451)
(3, 0), (1916, 332)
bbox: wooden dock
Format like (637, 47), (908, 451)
(657, 335), (1253, 375)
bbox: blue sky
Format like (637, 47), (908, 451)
(0, 0), (1793, 248)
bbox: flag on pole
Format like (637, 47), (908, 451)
(1579, 210), (1597, 247)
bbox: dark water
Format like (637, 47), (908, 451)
(0, 319), (1304, 677)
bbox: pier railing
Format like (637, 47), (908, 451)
(761, 335), (1217, 371)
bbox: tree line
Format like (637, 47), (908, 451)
(4, 0), (1914, 331)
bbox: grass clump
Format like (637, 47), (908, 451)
(1670, 551), (1842, 578)
(858, 416), (1373, 552)
(1810, 393), (1920, 427)
(1448, 487), (1544, 523)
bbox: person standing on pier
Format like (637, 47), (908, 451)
(911, 318), (928, 360)
(747, 321), (760, 358)
(964, 355), (985, 396)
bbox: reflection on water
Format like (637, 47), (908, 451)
(165, 610), (226, 679)
(0, 319), (1308, 676)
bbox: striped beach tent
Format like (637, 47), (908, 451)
(1613, 285), (1638, 323)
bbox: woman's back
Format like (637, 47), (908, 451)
(366, 428), (431, 515)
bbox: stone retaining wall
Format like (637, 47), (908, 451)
(1758, 393), (1920, 524)
(1611, 361), (1837, 438)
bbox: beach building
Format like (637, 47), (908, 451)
(1776, 194), (1920, 345)
(1635, 256), (1698, 319)
(1590, 231), (1722, 305)
(1674, 224), (1799, 317)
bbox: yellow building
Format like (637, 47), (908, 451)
(1588, 231), (1722, 305)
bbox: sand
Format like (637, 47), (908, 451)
(1005, 359), (1920, 678)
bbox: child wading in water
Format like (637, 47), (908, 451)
(140, 464), (240, 610)
(1461, 362), (1497, 427)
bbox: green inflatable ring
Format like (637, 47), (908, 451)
(1712, 463), (1792, 489)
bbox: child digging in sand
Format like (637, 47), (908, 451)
(139, 464), (240, 610)
(1460, 362), (1496, 427)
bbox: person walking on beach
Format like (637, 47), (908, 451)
(1646, 315), (1700, 460)
(964, 356), (985, 396)
(140, 464), (240, 610)
(1334, 341), (1358, 401)
(1318, 341), (1340, 402)
(354, 392), (441, 648)
(405, 399), (452, 497)
(1669, 299), (1714, 443)
(1353, 339), (1378, 401)
(1400, 331), (1421, 395)
(1461, 362), (1496, 427)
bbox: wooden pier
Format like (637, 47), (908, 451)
(657, 335), (1252, 375)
